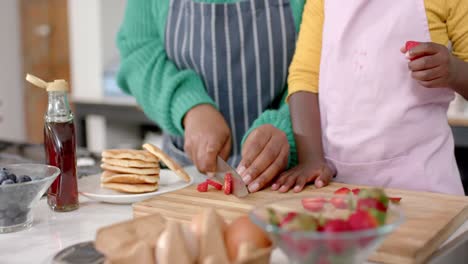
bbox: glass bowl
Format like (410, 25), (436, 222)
(249, 194), (404, 264)
(0, 164), (60, 233)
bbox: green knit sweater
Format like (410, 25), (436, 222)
(116, 0), (305, 167)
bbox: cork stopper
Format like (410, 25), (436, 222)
(25, 74), (69, 92)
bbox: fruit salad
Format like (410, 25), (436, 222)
(266, 188), (396, 233)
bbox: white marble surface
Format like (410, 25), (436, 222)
(1, 189), (467, 264)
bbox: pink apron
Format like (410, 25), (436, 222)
(319, 0), (464, 195)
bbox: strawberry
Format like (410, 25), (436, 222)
(330, 197), (348, 209)
(279, 212), (298, 227)
(323, 219), (351, 233)
(334, 187), (351, 195)
(281, 213), (318, 231)
(368, 208), (387, 226)
(358, 189), (389, 209)
(357, 198), (387, 212)
(405, 41), (420, 51)
(323, 219), (351, 253)
(224, 173), (233, 195)
(197, 182), (208, 192)
(352, 188), (361, 195)
(405, 41), (422, 61)
(302, 197), (326, 212)
(389, 197), (402, 204)
(348, 210), (378, 230)
(206, 179), (223, 190)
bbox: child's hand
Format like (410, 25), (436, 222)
(401, 42), (456, 89)
(271, 162), (335, 193)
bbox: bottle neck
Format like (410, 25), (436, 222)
(45, 91), (73, 123)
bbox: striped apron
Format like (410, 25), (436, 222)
(163, 0), (297, 167)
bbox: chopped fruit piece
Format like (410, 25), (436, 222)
(405, 41), (420, 51)
(405, 41), (422, 60)
(357, 198), (387, 212)
(330, 197), (348, 209)
(302, 197), (326, 212)
(280, 212), (298, 227)
(283, 213), (318, 231)
(368, 208), (387, 226)
(334, 187), (351, 195)
(197, 182), (208, 192)
(389, 197), (402, 204)
(323, 219), (351, 233)
(267, 208), (280, 226)
(224, 173), (233, 195)
(358, 189), (389, 209)
(348, 210), (378, 230)
(352, 188), (361, 195)
(206, 179), (223, 190)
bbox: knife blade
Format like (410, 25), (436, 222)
(214, 156), (249, 198)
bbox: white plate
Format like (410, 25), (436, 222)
(78, 169), (195, 204)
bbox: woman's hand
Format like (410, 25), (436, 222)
(237, 124), (289, 193)
(272, 161), (334, 193)
(183, 104), (231, 173)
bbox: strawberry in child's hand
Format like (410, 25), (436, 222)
(302, 197), (326, 212)
(206, 179), (223, 190)
(405, 41), (422, 60)
(334, 187), (351, 195)
(224, 173), (233, 195)
(197, 182), (208, 192)
(348, 210), (379, 230)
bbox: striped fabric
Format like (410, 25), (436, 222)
(163, 0), (296, 167)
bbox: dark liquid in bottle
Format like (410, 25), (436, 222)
(44, 120), (79, 211)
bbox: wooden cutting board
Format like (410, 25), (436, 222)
(133, 182), (468, 264)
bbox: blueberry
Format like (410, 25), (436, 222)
(17, 175), (32, 183)
(1, 179), (14, 185)
(6, 173), (17, 183)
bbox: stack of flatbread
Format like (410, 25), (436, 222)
(101, 149), (160, 193)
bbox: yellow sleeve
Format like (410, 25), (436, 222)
(425, 0), (468, 61)
(287, 0), (324, 97)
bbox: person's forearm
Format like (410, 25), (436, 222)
(451, 57), (468, 99)
(289, 92), (324, 164)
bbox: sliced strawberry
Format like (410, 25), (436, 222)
(323, 219), (351, 233)
(224, 173), (233, 195)
(334, 187), (351, 195)
(357, 198), (387, 212)
(206, 179), (223, 190)
(197, 182), (208, 192)
(352, 188), (361, 195)
(405, 41), (422, 60)
(348, 210), (378, 230)
(405, 41), (420, 51)
(330, 197), (348, 209)
(279, 212), (298, 227)
(389, 197), (402, 204)
(302, 197), (326, 212)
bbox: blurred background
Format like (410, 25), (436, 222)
(0, 0), (466, 191)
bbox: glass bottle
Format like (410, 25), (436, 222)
(26, 74), (79, 212)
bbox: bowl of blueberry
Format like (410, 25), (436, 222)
(0, 164), (60, 233)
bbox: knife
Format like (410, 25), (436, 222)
(214, 156), (249, 198)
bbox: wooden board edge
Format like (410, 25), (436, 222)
(415, 204), (468, 263)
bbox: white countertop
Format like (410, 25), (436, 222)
(1, 194), (468, 264)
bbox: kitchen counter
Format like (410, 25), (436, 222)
(1, 192), (468, 264)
